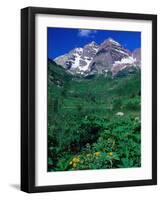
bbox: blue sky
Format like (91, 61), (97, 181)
(48, 27), (141, 59)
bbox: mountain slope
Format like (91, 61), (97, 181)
(55, 41), (99, 75)
(54, 38), (141, 77)
(48, 59), (72, 87)
(89, 38), (131, 75)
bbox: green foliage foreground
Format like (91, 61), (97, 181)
(48, 61), (141, 171)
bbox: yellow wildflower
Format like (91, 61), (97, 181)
(72, 157), (80, 163)
(108, 152), (113, 156)
(73, 163), (77, 168)
(95, 152), (101, 156)
(69, 161), (73, 165)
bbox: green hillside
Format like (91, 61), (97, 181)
(48, 60), (141, 171)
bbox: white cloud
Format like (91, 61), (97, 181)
(78, 29), (97, 37)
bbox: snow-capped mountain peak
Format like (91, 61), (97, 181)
(87, 41), (98, 46)
(100, 37), (121, 47)
(54, 41), (99, 73)
(54, 38), (141, 77)
(108, 38), (121, 45)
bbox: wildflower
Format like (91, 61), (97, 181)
(73, 163), (77, 168)
(69, 161), (73, 165)
(72, 157), (80, 163)
(108, 152), (113, 156)
(95, 152), (101, 156)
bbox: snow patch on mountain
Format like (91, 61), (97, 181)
(70, 54), (81, 69)
(114, 48), (129, 56)
(113, 56), (136, 65)
(108, 38), (121, 46)
(78, 59), (91, 71)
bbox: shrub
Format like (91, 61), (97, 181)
(47, 69), (141, 171)
(66, 116), (141, 170)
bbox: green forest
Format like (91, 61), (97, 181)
(48, 59), (141, 171)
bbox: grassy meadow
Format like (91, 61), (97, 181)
(48, 60), (141, 171)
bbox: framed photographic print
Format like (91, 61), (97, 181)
(21, 7), (157, 193)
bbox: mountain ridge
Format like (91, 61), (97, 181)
(54, 38), (141, 77)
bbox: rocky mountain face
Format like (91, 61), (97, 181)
(132, 48), (141, 65)
(54, 38), (141, 77)
(54, 41), (99, 75)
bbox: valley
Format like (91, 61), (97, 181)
(48, 60), (141, 171)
